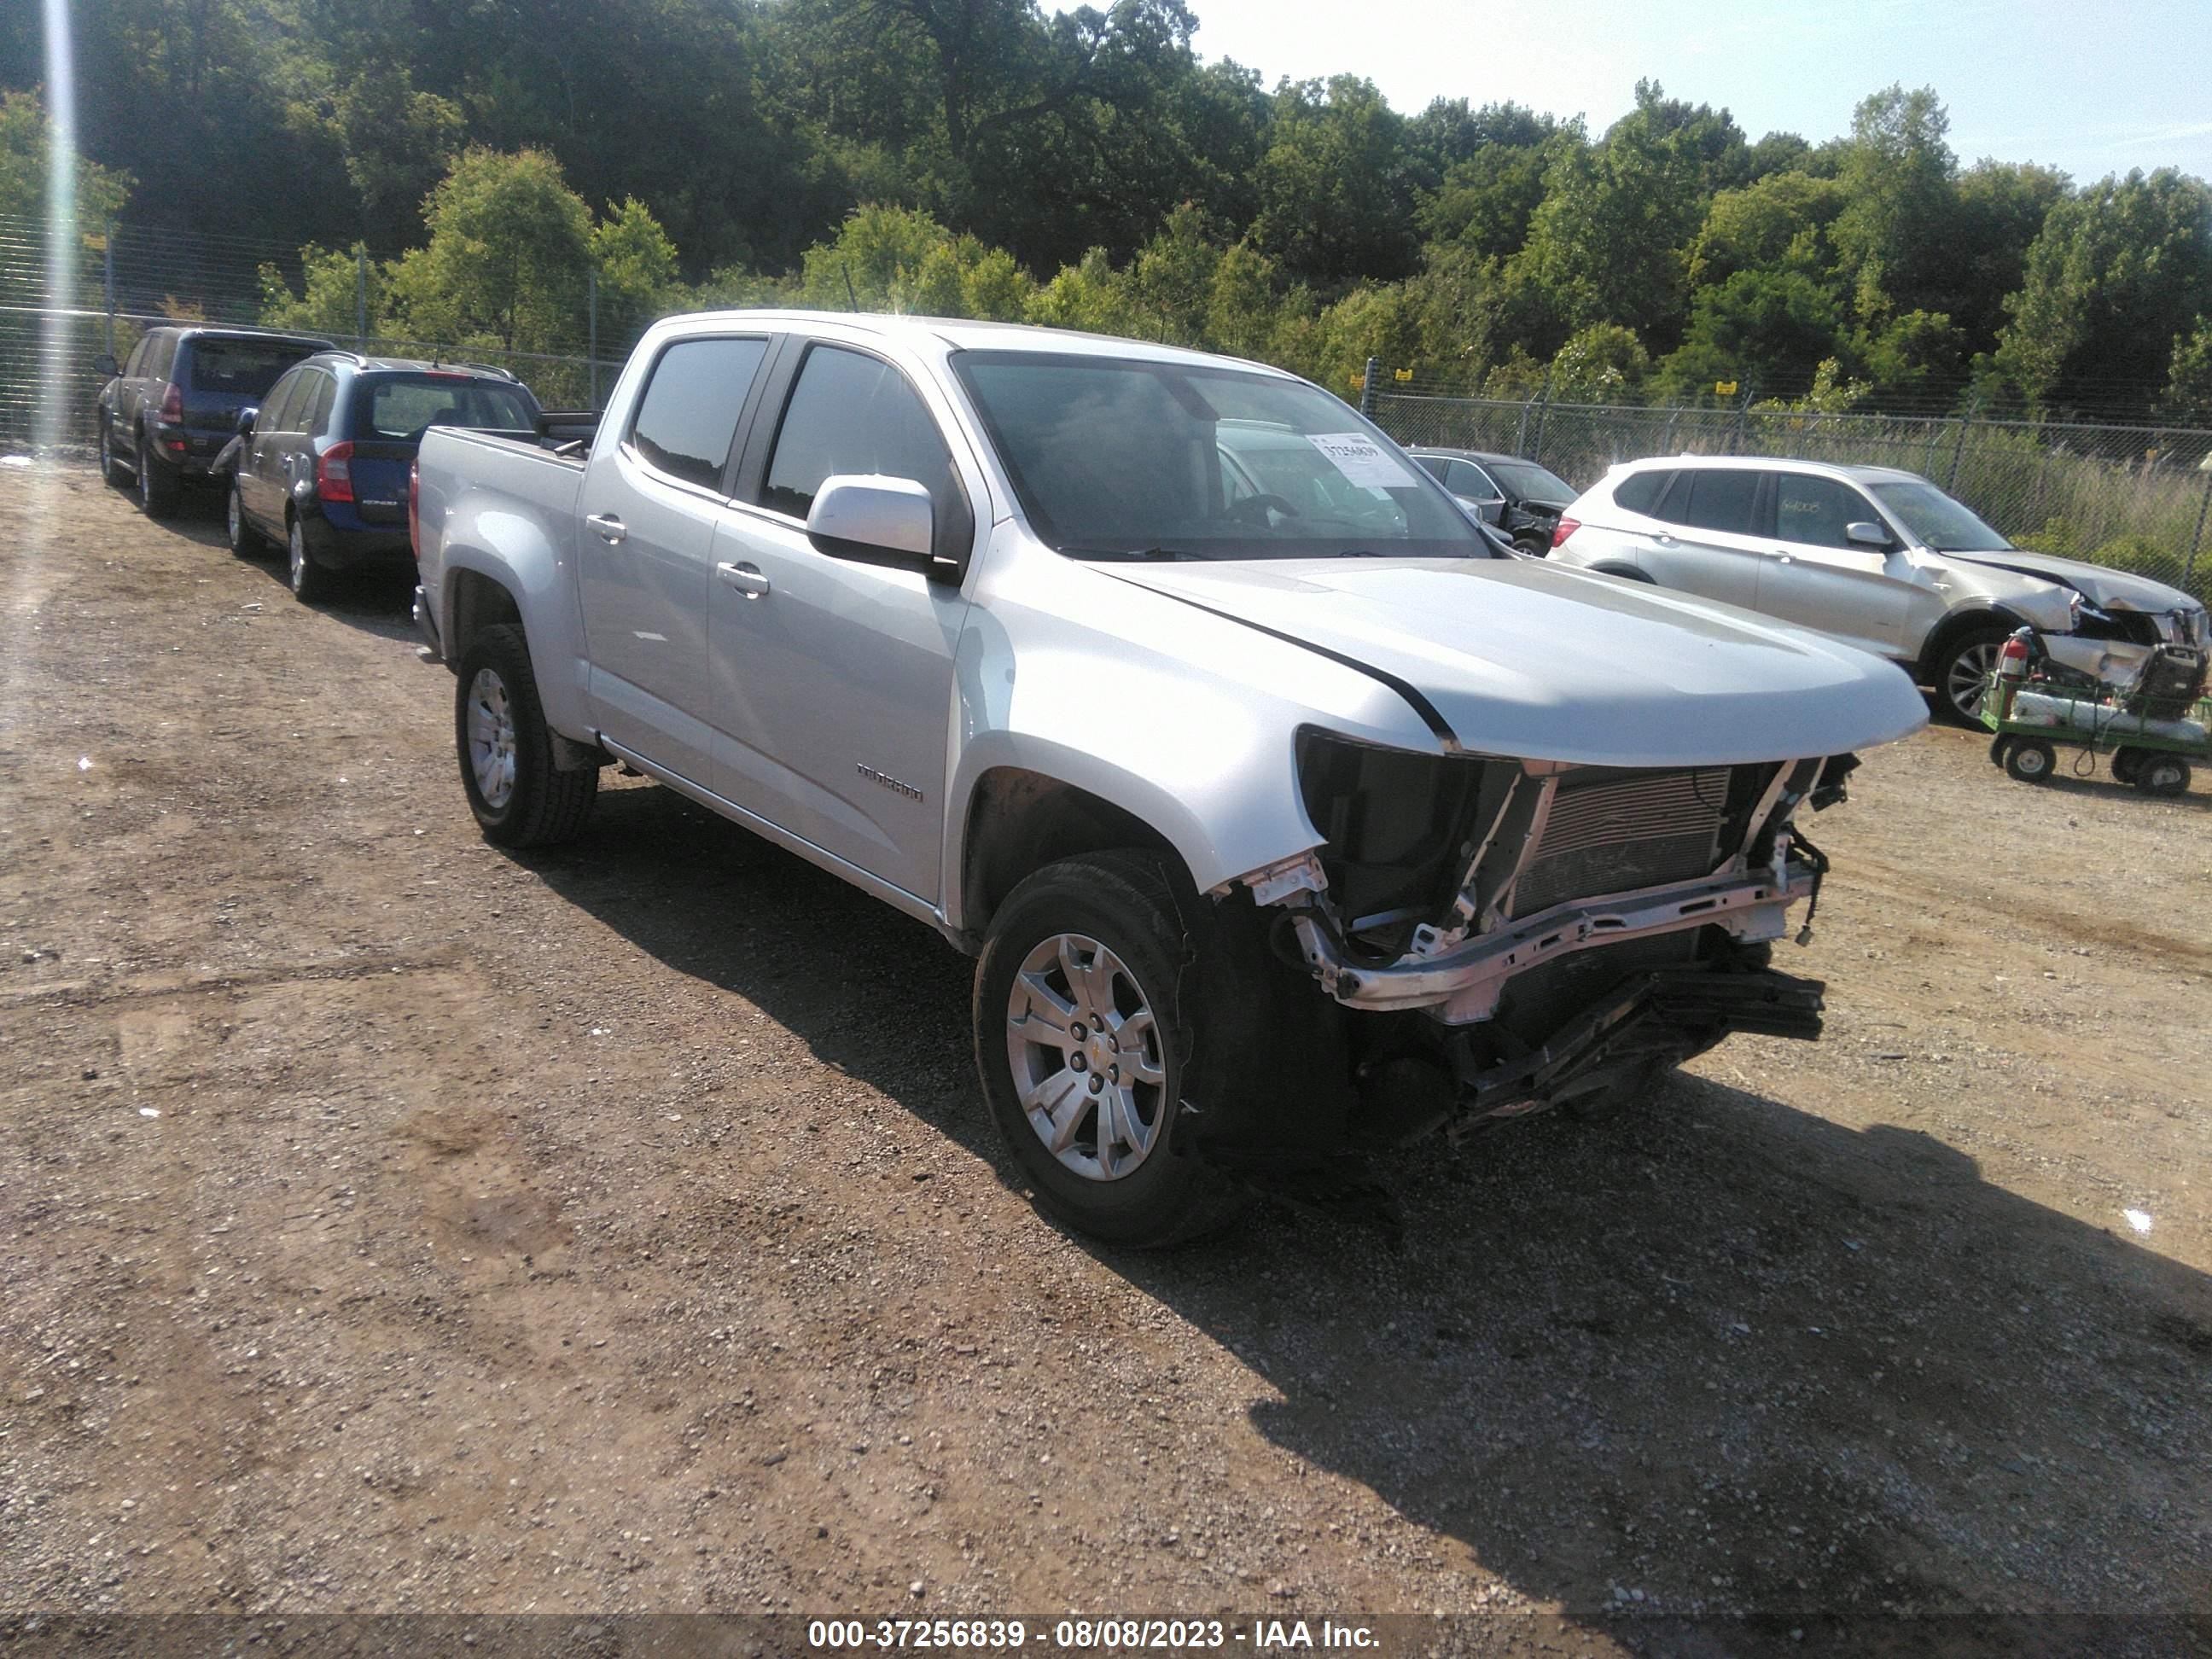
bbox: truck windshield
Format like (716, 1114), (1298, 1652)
(1869, 479), (2011, 552)
(951, 351), (1490, 561)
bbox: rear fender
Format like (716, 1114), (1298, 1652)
(436, 487), (591, 740)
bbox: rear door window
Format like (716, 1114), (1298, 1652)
(1413, 454), (1449, 481)
(760, 344), (972, 560)
(307, 372), (340, 436)
(264, 370), (310, 433)
(1775, 473), (1877, 549)
(187, 339), (319, 399)
(1679, 469), (1761, 535)
(355, 375), (538, 441)
(124, 338), (148, 378)
(1446, 459), (1499, 498)
(146, 333), (177, 381)
(627, 336), (769, 491)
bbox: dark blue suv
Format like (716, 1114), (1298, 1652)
(224, 353), (542, 602)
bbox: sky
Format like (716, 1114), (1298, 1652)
(1183, 0), (2212, 184)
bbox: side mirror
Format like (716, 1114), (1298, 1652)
(94, 353), (118, 376)
(235, 406), (258, 437)
(1844, 521), (1891, 550)
(806, 474), (945, 575)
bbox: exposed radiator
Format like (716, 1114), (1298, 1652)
(1510, 768), (1731, 918)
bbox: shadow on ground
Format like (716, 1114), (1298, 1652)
(527, 783), (2212, 1649)
(118, 478), (419, 643)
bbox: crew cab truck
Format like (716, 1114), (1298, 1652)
(411, 312), (1928, 1245)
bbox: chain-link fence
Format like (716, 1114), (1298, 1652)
(0, 213), (620, 456)
(1368, 377), (2212, 602)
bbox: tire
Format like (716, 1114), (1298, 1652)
(2004, 738), (2057, 784)
(228, 480), (269, 557)
(2110, 747), (2144, 786)
(1933, 626), (2012, 726)
(454, 623), (598, 847)
(98, 422), (125, 487)
(136, 435), (181, 518)
(975, 848), (1248, 1248)
(287, 515), (335, 603)
(2133, 754), (2192, 798)
(1513, 534), (1550, 558)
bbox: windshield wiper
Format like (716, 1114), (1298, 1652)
(1057, 543), (1206, 562)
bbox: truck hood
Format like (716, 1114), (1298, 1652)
(1942, 547), (2203, 616)
(1103, 556), (1929, 766)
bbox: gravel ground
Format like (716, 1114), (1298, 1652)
(2, 466), (2209, 1654)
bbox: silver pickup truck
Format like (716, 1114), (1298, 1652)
(410, 311), (1927, 1244)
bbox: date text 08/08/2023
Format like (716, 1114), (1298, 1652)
(806, 1618), (1383, 1651)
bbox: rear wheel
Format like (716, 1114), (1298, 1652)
(454, 623), (598, 847)
(136, 434), (181, 518)
(228, 481), (268, 557)
(2110, 747), (2144, 786)
(1935, 626), (2011, 725)
(2133, 754), (2192, 797)
(975, 849), (1246, 1248)
(2003, 738), (2057, 784)
(287, 515), (334, 603)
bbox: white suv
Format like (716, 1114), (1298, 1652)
(1550, 456), (2211, 722)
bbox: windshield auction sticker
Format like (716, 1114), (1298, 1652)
(1307, 432), (1416, 490)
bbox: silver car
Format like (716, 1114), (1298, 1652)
(1550, 456), (2212, 722)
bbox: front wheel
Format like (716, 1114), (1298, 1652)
(454, 623), (597, 847)
(975, 849), (1245, 1248)
(98, 422), (125, 487)
(1934, 627), (2011, 726)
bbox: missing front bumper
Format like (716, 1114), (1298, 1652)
(1290, 863), (1813, 1023)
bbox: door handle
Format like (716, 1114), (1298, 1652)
(1774, 552), (1794, 563)
(717, 561), (771, 598)
(1653, 533), (1676, 546)
(585, 513), (626, 544)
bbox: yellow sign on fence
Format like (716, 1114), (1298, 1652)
(1714, 380), (1739, 396)
(1394, 367), (1413, 381)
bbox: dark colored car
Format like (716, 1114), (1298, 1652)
(1408, 448), (1578, 555)
(96, 326), (334, 518)
(224, 353), (541, 603)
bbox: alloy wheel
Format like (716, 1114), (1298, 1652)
(1004, 932), (1167, 1183)
(1947, 640), (2002, 719)
(465, 667), (519, 812)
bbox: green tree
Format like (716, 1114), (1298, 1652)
(382, 148), (593, 351)
(1996, 168), (2212, 416)
(1688, 171), (1846, 288)
(0, 88), (133, 228)
(1520, 81), (1744, 348)
(1249, 76), (1420, 283)
(2165, 322), (2212, 425)
(1550, 323), (1650, 400)
(1831, 85), (1957, 326)
(1658, 268), (1843, 400)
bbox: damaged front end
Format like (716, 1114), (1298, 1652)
(1234, 731), (1859, 1141)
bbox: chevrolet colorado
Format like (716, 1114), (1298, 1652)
(410, 312), (1928, 1243)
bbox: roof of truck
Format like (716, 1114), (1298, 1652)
(656, 309), (1295, 375)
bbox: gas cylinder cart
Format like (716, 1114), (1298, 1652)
(1980, 626), (2210, 795)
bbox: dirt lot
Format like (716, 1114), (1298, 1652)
(3, 466), (2209, 1651)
